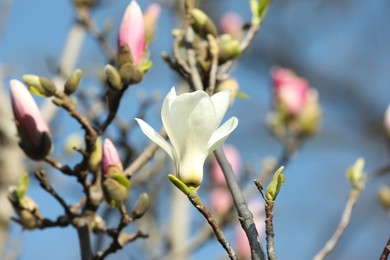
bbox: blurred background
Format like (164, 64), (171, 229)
(0, 0), (389, 259)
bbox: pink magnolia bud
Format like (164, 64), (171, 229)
(219, 12), (243, 40)
(210, 187), (233, 216)
(271, 67), (309, 117)
(211, 144), (241, 184)
(144, 3), (161, 42)
(234, 200), (265, 259)
(102, 139), (123, 178)
(10, 79), (51, 160)
(384, 104), (390, 138)
(118, 0), (146, 65)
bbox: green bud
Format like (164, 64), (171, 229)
(217, 35), (241, 64)
(131, 193), (150, 219)
(88, 137), (102, 171)
(168, 174), (190, 195)
(265, 166), (285, 202)
(250, 0), (272, 25)
(139, 60), (153, 74)
(64, 69), (82, 95)
(23, 75), (57, 97)
(191, 9), (217, 39)
(346, 158), (365, 188)
(8, 186), (41, 230)
(105, 64), (122, 91)
(102, 174), (131, 208)
(119, 63), (144, 86)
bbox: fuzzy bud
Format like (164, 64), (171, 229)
(105, 64), (123, 91)
(119, 63), (144, 86)
(378, 185), (390, 210)
(346, 158), (365, 188)
(10, 80), (52, 160)
(23, 75), (57, 97)
(118, 0), (146, 65)
(64, 69), (83, 95)
(190, 9), (217, 39)
(131, 193), (150, 219)
(217, 34), (241, 64)
(144, 3), (161, 42)
(216, 78), (239, 105)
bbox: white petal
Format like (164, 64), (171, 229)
(135, 118), (176, 161)
(163, 90), (216, 159)
(207, 117), (238, 153)
(211, 90), (231, 126)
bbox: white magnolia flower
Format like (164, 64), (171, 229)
(136, 87), (238, 187)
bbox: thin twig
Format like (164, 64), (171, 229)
(34, 170), (74, 217)
(187, 189), (237, 259)
(313, 184), (365, 260)
(264, 202), (276, 260)
(214, 147), (266, 260)
(380, 237), (390, 260)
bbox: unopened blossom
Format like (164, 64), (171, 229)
(136, 87), (238, 188)
(101, 139), (130, 207)
(118, 0), (145, 65)
(234, 200), (265, 259)
(271, 67), (309, 117)
(143, 3), (161, 42)
(219, 12), (243, 40)
(384, 104), (390, 138)
(210, 187), (232, 216)
(10, 79), (52, 160)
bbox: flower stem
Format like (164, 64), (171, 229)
(264, 202), (276, 260)
(313, 185), (364, 260)
(380, 237), (390, 260)
(187, 189), (237, 259)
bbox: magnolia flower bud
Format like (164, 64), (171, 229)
(210, 187), (232, 216)
(88, 137), (102, 171)
(118, 0), (146, 66)
(219, 12), (243, 40)
(131, 193), (150, 219)
(9, 183), (41, 230)
(119, 63), (143, 86)
(190, 9), (217, 39)
(217, 34), (241, 64)
(101, 139), (130, 207)
(105, 64), (122, 91)
(271, 67), (309, 118)
(23, 75), (57, 97)
(64, 69), (83, 95)
(298, 89), (321, 134)
(10, 80), (52, 160)
(144, 3), (161, 42)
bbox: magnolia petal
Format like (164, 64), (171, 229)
(211, 90), (231, 126)
(207, 117), (238, 153)
(135, 118), (176, 161)
(163, 90), (216, 158)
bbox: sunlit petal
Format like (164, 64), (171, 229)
(135, 118), (176, 161)
(211, 89), (231, 126)
(207, 117), (238, 153)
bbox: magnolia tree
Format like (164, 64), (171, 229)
(2, 0), (390, 259)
